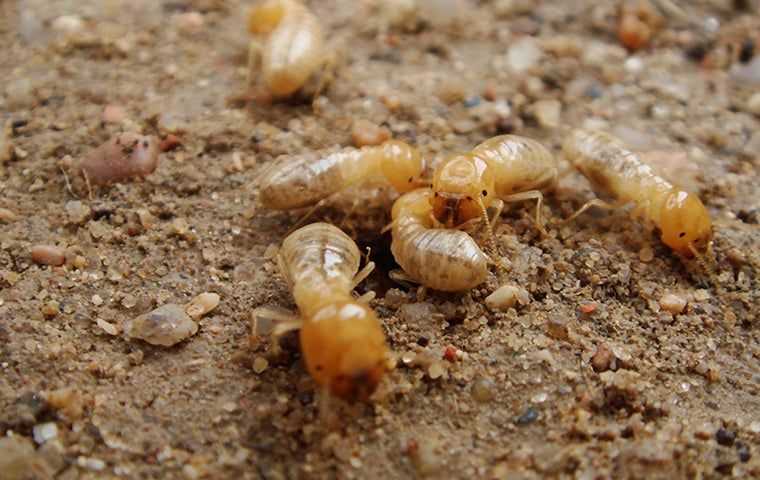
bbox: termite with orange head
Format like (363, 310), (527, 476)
(246, 0), (330, 99)
(390, 188), (490, 292)
(274, 222), (389, 402)
(561, 129), (713, 262)
(431, 135), (558, 237)
(258, 140), (425, 224)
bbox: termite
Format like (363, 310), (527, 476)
(276, 222), (388, 401)
(431, 135), (558, 237)
(246, 0), (330, 98)
(390, 188), (489, 292)
(561, 129), (713, 259)
(259, 139), (424, 216)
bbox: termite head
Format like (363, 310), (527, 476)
(301, 301), (388, 402)
(431, 154), (495, 227)
(659, 190), (713, 258)
(379, 140), (425, 193)
(248, 0), (286, 35)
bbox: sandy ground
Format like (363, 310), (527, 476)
(1, 0), (760, 478)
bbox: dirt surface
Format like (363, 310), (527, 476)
(1, 0), (760, 478)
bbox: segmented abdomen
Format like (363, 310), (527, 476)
(391, 219), (489, 292)
(280, 223), (360, 292)
(472, 135), (557, 195)
(259, 151), (346, 209)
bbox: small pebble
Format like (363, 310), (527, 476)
(124, 304), (198, 347)
(715, 427), (736, 446)
(351, 119), (391, 147)
(471, 377), (496, 403)
(65, 200), (91, 224)
(51, 15), (84, 34)
(531, 99), (561, 128)
(427, 362), (445, 379)
(463, 96), (481, 108)
(185, 292), (220, 319)
(659, 293), (687, 315)
(97, 318), (119, 336)
(31, 245), (65, 266)
(546, 316), (569, 341)
(0, 207), (17, 222)
(92, 295), (103, 306)
(515, 407), (539, 425)
(175, 11), (205, 34)
(32, 422), (58, 444)
(485, 284), (530, 310)
(591, 343), (613, 372)
(77, 456), (106, 471)
(638, 245), (654, 262)
(102, 105), (127, 124)
(747, 92), (760, 116)
(252, 357), (269, 374)
(41, 301), (60, 319)
(506, 37), (542, 72)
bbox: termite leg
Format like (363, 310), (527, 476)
(246, 39), (263, 88)
(251, 305), (303, 355)
(561, 198), (621, 225)
(82, 169), (93, 201)
(477, 198), (508, 273)
(389, 269), (418, 288)
(287, 199), (329, 235)
(356, 291), (376, 304)
(352, 261), (375, 289)
(500, 190), (547, 236)
(60, 166), (78, 199)
(487, 198), (504, 230)
(311, 51), (337, 111)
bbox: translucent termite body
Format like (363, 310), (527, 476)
(247, 0), (326, 98)
(390, 189), (489, 292)
(562, 129), (713, 258)
(259, 140), (424, 210)
(431, 135), (557, 231)
(279, 223), (388, 401)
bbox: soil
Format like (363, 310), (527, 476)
(1, 0), (759, 479)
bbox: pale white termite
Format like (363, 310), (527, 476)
(432, 135), (557, 236)
(278, 222), (388, 401)
(258, 140), (424, 210)
(390, 188), (489, 292)
(247, 0), (328, 98)
(562, 129), (713, 258)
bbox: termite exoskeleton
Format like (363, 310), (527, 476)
(259, 140), (424, 223)
(431, 135), (557, 236)
(390, 188), (489, 292)
(277, 222), (388, 401)
(246, 0), (330, 98)
(562, 129), (713, 260)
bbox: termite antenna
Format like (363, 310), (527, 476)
(688, 242), (719, 290)
(60, 166), (78, 199)
(477, 198), (507, 273)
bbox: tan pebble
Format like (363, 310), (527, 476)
(41, 300), (60, 319)
(638, 245), (654, 262)
(485, 284), (530, 310)
(96, 318), (119, 336)
(436, 79), (466, 105)
(51, 15), (84, 34)
(31, 245), (65, 266)
(185, 292), (220, 319)
(125, 304), (198, 347)
(102, 105), (127, 124)
(531, 99), (562, 128)
(91, 295), (103, 306)
(381, 94), (402, 111)
(252, 357), (269, 374)
(427, 362), (445, 379)
(591, 343), (613, 372)
(351, 119), (391, 147)
(546, 316), (570, 341)
(0, 207), (17, 222)
(175, 11), (204, 34)
(659, 293), (686, 314)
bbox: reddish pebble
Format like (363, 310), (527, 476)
(79, 133), (160, 185)
(443, 345), (457, 362)
(591, 343), (613, 372)
(102, 104), (127, 124)
(159, 134), (181, 152)
(580, 303), (597, 314)
(31, 245), (66, 266)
